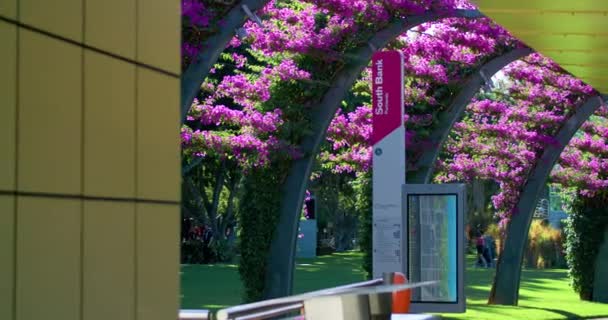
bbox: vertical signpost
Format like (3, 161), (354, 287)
(371, 51), (405, 278)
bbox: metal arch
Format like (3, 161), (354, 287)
(263, 9), (483, 300)
(181, 0), (271, 124)
(489, 95), (606, 306)
(407, 47), (534, 184)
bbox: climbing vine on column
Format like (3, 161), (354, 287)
(564, 190), (608, 301)
(238, 167), (285, 301)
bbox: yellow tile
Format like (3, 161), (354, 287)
(85, 0), (135, 59)
(474, 0), (608, 11)
(16, 196), (81, 320)
(18, 30), (82, 195)
(0, 195), (15, 320)
(0, 21), (16, 191)
(20, 0), (83, 41)
(84, 51), (135, 198)
(83, 200), (135, 320)
(136, 203), (179, 320)
(137, 0), (180, 74)
(0, 0), (17, 19)
(137, 68), (180, 201)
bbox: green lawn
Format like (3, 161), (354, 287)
(180, 252), (608, 319)
(180, 252), (367, 310)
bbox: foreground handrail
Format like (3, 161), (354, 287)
(217, 280), (439, 320)
(234, 303), (304, 320)
(179, 309), (210, 320)
(217, 278), (383, 320)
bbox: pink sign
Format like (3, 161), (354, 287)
(371, 50), (405, 279)
(371, 51), (404, 145)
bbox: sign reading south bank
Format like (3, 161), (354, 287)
(372, 51), (405, 278)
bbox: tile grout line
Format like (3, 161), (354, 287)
(0, 15), (180, 79)
(80, 1), (86, 319)
(134, 0), (140, 318)
(0, 190), (180, 205)
(13, 2), (20, 318)
(134, 197), (139, 320)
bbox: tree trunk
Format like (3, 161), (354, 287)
(208, 161), (226, 233)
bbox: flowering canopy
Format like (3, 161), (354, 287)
(553, 113), (608, 197)
(437, 54), (595, 220)
(182, 0), (486, 171)
(182, 0), (603, 223)
(319, 16), (516, 176)
(182, 49), (308, 169)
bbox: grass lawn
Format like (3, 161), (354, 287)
(180, 252), (608, 319)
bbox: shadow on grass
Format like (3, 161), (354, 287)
(293, 252), (367, 294)
(442, 300), (608, 320)
(518, 305), (608, 320)
(181, 252), (604, 319)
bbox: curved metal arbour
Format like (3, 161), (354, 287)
(264, 9), (492, 299)
(490, 95), (606, 305)
(472, 0), (608, 305)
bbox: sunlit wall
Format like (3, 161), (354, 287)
(0, 1), (181, 319)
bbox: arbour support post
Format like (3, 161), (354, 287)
(488, 95), (606, 305)
(406, 47), (534, 184)
(181, 0), (271, 123)
(263, 9), (483, 299)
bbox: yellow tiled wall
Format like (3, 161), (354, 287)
(0, 1), (181, 319)
(0, 20), (17, 191)
(0, 195), (15, 320)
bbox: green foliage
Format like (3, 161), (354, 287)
(484, 220), (566, 270)
(181, 239), (207, 264)
(181, 158), (240, 264)
(232, 26), (349, 301)
(466, 180), (499, 250)
(353, 171), (373, 279)
(564, 191), (608, 300)
(210, 237), (237, 263)
(524, 220), (566, 269)
(237, 168), (283, 302)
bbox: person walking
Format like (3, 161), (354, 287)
(476, 231), (487, 267)
(483, 233), (495, 267)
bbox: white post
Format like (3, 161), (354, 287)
(371, 51), (406, 278)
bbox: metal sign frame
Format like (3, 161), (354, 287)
(403, 183), (466, 313)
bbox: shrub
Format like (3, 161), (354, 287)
(525, 219), (565, 269)
(484, 220), (565, 269)
(564, 191), (608, 300)
(238, 168), (282, 302)
(354, 171), (373, 279)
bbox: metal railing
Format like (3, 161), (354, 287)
(216, 278), (384, 320)
(179, 276), (437, 320)
(179, 309), (211, 320)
